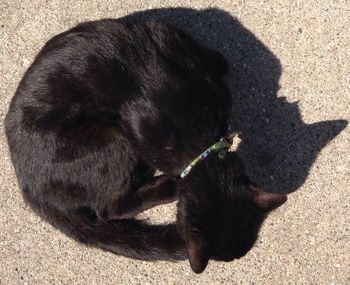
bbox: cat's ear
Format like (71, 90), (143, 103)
(251, 185), (287, 211)
(186, 231), (211, 274)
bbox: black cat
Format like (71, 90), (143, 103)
(5, 18), (287, 273)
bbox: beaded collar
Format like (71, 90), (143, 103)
(180, 135), (235, 178)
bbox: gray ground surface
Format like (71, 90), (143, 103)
(0, 1), (349, 284)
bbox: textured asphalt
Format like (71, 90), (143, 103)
(0, 1), (349, 284)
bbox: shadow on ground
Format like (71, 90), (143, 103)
(126, 8), (347, 194)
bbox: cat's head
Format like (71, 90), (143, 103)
(176, 153), (287, 273)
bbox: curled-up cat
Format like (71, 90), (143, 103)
(5, 18), (287, 273)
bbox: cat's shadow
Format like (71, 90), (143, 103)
(126, 8), (347, 194)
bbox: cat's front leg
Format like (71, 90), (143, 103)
(106, 175), (178, 220)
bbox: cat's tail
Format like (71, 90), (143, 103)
(34, 203), (186, 261)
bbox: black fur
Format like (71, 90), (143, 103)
(176, 153), (286, 273)
(5, 18), (286, 272)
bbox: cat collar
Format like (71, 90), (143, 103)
(180, 135), (235, 179)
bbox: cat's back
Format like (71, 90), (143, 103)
(4, 19), (149, 193)
(5, 18), (230, 175)
(8, 19), (147, 114)
(5, 18), (201, 132)
(5, 19), (157, 140)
